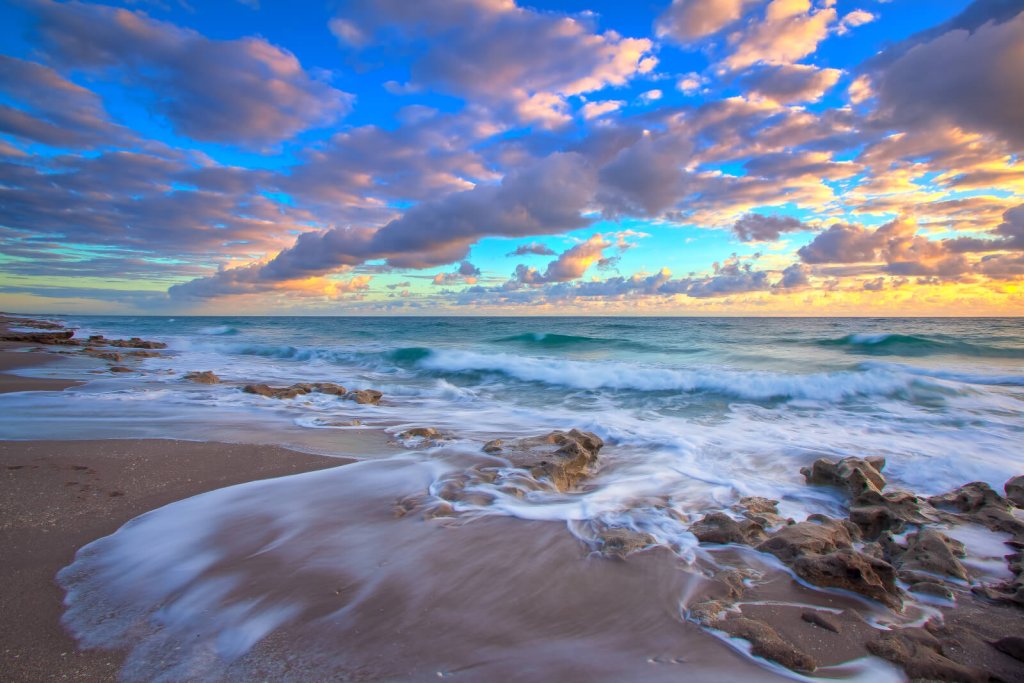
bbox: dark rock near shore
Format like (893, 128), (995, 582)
(184, 371), (220, 384)
(689, 512), (766, 545)
(244, 383), (309, 399)
(92, 336), (167, 350)
(346, 389), (382, 405)
(792, 548), (902, 609)
(241, 382), (383, 404)
(711, 616), (817, 673)
(109, 366), (134, 373)
(992, 636), (1024, 663)
(802, 456), (886, 498)
(755, 517), (855, 562)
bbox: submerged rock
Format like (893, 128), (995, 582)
(711, 616), (817, 673)
(184, 371), (220, 384)
(486, 429), (604, 492)
(244, 383), (310, 399)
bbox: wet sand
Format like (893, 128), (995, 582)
(0, 345), (83, 394)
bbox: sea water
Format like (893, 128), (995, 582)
(5, 316), (1022, 681)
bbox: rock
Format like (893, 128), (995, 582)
(897, 529), (968, 580)
(400, 427), (441, 439)
(868, 630), (989, 683)
(1007, 476), (1024, 509)
(243, 383), (310, 399)
(0, 329), (77, 345)
(687, 599), (726, 625)
(908, 581), (955, 601)
(491, 429), (604, 492)
(690, 512), (766, 546)
(482, 439), (503, 453)
(929, 482), (1007, 514)
(711, 616), (816, 673)
(736, 497), (788, 527)
(346, 389), (383, 405)
(801, 609), (841, 633)
(991, 636), (1024, 663)
(594, 527), (656, 559)
(755, 517), (855, 563)
(109, 366), (134, 373)
(184, 371), (220, 384)
(792, 548), (902, 609)
(311, 382), (346, 396)
(102, 337), (168, 349)
(83, 349), (123, 362)
(801, 456), (886, 499)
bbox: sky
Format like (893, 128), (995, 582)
(0, 0), (1022, 316)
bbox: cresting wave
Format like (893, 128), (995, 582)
(491, 332), (662, 352)
(818, 333), (1024, 358)
(411, 348), (943, 401)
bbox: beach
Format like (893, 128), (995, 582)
(1, 314), (1023, 681)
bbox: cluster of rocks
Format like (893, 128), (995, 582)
(1, 320), (168, 374)
(85, 334), (167, 350)
(686, 456), (1024, 679)
(242, 382), (383, 405)
(0, 329), (77, 345)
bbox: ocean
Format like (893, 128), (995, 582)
(6, 316), (1024, 681)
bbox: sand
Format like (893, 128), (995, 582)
(0, 439), (349, 682)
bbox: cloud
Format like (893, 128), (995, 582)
(30, 0), (351, 147)
(334, 0), (656, 127)
(656, 0), (764, 42)
(581, 100), (625, 120)
(722, 0), (838, 71)
(509, 234), (612, 285)
(507, 242), (557, 256)
(738, 63), (842, 103)
(432, 261), (481, 285)
(171, 152), (597, 298)
(0, 55), (132, 149)
(863, 2), (1024, 148)
(732, 213), (807, 241)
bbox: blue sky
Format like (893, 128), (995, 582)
(0, 0), (1021, 314)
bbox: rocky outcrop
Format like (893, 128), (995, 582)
(894, 529), (968, 581)
(689, 512), (766, 545)
(735, 496), (789, 528)
(0, 329), (77, 345)
(109, 366), (134, 373)
(482, 429), (604, 492)
(711, 616), (816, 673)
(930, 482), (1024, 540)
(87, 335), (167, 349)
(184, 371), (220, 384)
(242, 383), (383, 404)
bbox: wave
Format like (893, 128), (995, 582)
(198, 325), (239, 336)
(409, 349), (940, 402)
(819, 333), (1024, 358)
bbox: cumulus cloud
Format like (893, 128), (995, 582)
(335, 0), (656, 127)
(863, 2), (1024, 148)
(656, 0), (764, 42)
(30, 0), (351, 147)
(722, 0), (838, 71)
(732, 213), (807, 241)
(738, 63), (842, 103)
(509, 234), (612, 286)
(433, 261), (481, 285)
(581, 100), (625, 120)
